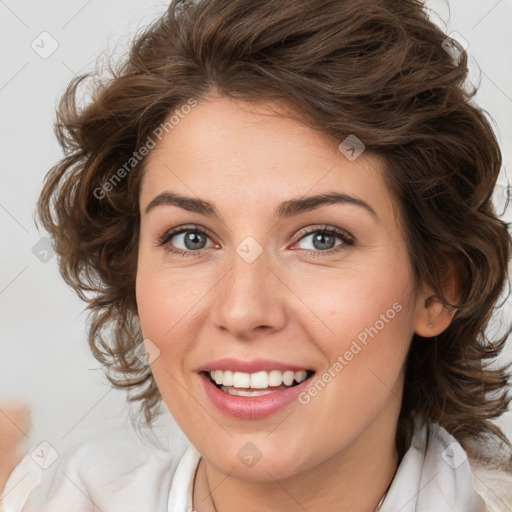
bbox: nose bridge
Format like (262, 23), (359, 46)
(212, 235), (286, 336)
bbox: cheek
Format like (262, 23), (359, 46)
(297, 257), (414, 338)
(296, 277), (415, 442)
(135, 270), (170, 341)
(135, 256), (212, 356)
(292, 250), (417, 380)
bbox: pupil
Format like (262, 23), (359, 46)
(185, 232), (205, 250)
(313, 233), (335, 250)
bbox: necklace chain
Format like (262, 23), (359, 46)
(203, 458), (396, 512)
(204, 461), (218, 512)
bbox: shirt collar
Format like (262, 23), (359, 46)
(167, 419), (486, 512)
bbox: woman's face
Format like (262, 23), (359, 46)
(136, 96), (428, 480)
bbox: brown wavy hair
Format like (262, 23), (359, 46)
(37, 0), (511, 461)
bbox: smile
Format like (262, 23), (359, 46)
(198, 369), (316, 419)
(207, 369), (312, 396)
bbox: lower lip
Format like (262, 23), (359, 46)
(198, 372), (313, 420)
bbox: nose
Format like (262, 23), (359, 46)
(211, 243), (287, 339)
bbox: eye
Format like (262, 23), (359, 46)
(156, 224), (355, 258)
(156, 225), (217, 257)
(293, 225), (355, 257)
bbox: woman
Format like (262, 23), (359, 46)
(2, 0), (511, 510)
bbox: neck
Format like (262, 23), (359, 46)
(193, 399), (401, 512)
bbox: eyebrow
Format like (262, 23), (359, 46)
(144, 191), (378, 220)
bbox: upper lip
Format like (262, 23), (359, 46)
(195, 358), (313, 374)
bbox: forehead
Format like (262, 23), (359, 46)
(140, 96), (395, 221)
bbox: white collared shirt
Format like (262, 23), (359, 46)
(2, 415), (511, 511)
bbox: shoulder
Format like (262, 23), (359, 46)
(464, 429), (512, 512)
(469, 462), (512, 512)
(416, 420), (512, 512)
(1, 415), (190, 512)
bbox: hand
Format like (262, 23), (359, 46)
(0, 403), (31, 493)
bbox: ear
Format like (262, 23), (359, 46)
(414, 258), (461, 338)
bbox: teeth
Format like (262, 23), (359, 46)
(282, 370), (295, 386)
(208, 369), (309, 388)
(221, 370), (234, 386)
(222, 388), (277, 397)
(234, 371), (250, 388)
(214, 370), (223, 385)
(268, 370), (282, 387)
(250, 371), (268, 389)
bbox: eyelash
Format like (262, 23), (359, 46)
(156, 224), (355, 258)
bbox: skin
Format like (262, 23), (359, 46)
(0, 403), (30, 492)
(136, 96), (456, 512)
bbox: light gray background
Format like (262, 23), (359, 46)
(1, 0), (511, 453)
